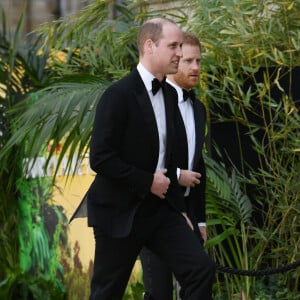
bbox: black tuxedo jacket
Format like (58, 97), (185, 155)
(175, 97), (207, 229)
(87, 68), (185, 238)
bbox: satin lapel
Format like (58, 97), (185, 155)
(133, 72), (159, 155)
(162, 86), (174, 165)
(176, 109), (189, 168)
(193, 101), (206, 166)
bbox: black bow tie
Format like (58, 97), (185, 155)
(182, 89), (196, 101)
(152, 78), (166, 95)
(182, 89), (196, 102)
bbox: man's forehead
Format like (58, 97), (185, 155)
(182, 44), (200, 52)
(162, 22), (181, 33)
(161, 32), (182, 42)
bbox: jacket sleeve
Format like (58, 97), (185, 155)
(89, 84), (153, 199)
(194, 154), (206, 223)
(194, 101), (207, 223)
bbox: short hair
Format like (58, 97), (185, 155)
(182, 31), (201, 49)
(137, 18), (177, 55)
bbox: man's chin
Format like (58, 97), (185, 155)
(167, 67), (179, 75)
(190, 79), (199, 86)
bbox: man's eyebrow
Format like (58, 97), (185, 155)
(169, 41), (181, 46)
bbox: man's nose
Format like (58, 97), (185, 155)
(176, 47), (183, 57)
(192, 61), (200, 71)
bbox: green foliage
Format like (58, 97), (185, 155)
(189, 0), (300, 298)
(0, 268), (66, 300)
(17, 177), (67, 282)
(1, 0), (300, 299)
(123, 282), (144, 300)
(0, 5), (31, 289)
(254, 275), (300, 300)
(0, 5), (69, 298)
(189, 0), (300, 68)
(36, 0), (141, 79)
(2, 77), (109, 178)
(204, 154), (253, 297)
(64, 263), (91, 300)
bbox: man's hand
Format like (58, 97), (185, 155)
(179, 170), (201, 187)
(150, 169), (170, 199)
(199, 226), (207, 245)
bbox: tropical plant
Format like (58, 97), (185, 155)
(0, 269), (65, 300)
(0, 6), (69, 300)
(0, 0), (143, 177)
(187, 0), (300, 298)
(0, 7), (26, 282)
(0, 2), (146, 299)
(1, 0), (300, 299)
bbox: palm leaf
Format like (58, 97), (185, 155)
(204, 152), (232, 200)
(1, 75), (109, 179)
(36, 1), (140, 78)
(206, 153), (253, 226)
(228, 169), (252, 224)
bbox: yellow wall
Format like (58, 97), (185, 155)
(53, 173), (142, 285)
(53, 174), (94, 269)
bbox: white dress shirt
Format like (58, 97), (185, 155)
(167, 79), (206, 227)
(137, 63), (166, 171)
(167, 79), (196, 197)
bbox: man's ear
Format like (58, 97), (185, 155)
(144, 39), (154, 55)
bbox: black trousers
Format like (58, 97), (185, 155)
(140, 224), (206, 300)
(90, 203), (215, 300)
(140, 247), (174, 300)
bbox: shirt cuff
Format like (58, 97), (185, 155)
(176, 168), (181, 180)
(198, 222), (206, 227)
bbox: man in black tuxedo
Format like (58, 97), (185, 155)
(140, 32), (210, 300)
(87, 19), (215, 300)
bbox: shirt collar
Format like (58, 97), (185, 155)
(166, 78), (185, 103)
(137, 62), (156, 93)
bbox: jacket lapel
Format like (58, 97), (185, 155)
(132, 70), (159, 158)
(193, 101), (206, 166)
(176, 108), (189, 168)
(163, 86), (172, 164)
(163, 84), (181, 167)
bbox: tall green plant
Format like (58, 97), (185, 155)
(0, 6), (29, 284)
(204, 153), (255, 298)
(0, 5), (68, 299)
(0, 1), (143, 177)
(187, 0), (300, 298)
(0, 0), (189, 177)
(0, 2), (150, 298)
(1, 0), (300, 299)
